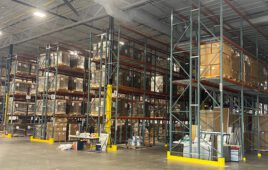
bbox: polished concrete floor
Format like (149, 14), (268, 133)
(0, 137), (267, 170)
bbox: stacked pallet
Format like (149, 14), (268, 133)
(200, 41), (268, 91)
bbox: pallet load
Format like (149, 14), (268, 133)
(7, 98), (27, 116)
(36, 99), (66, 116)
(200, 40), (268, 91)
(70, 54), (85, 70)
(46, 118), (67, 142)
(68, 77), (83, 92)
(200, 42), (238, 80)
(67, 101), (82, 116)
(10, 81), (31, 95)
(253, 116), (268, 150)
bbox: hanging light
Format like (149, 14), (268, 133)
(33, 11), (46, 18)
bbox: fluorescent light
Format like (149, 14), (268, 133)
(119, 41), (124, 45)
(0, 31), (2, 36)
(33, 11), (46, 18)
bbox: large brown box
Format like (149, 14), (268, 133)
(200, 108), (229, 133)
(200, 42), (235, 79)
(46, 121), (67, 142)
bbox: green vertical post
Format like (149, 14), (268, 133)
(114, 27), (120, 144)
(197, 0), (201, 158)
(240, 18), (245, 158)
(189, 8), (193, 158)
(169, 10), (174, 154)
(220, 0), (224, 158)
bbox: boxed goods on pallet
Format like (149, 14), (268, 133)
(6, 124), (27, 137)
(11, 61), (30, 74)
(10, 81), (31, 94)
(69, 123), (80, 136)
(38, 74), (69, 92)
(253, 116), (268, 149)
(67, 101), (82, 116)
(68, 77), (83, 92)
(39, 51), (70, 68)
(200, 108), (229, 133)
(151, 75), (164, 93)
(29, 63), (37, 75)
(36, 99), (66, 116)
(200, 42), (235, 79)
(91, 65), (105, 87)
(50, 74), (69, 92)
(7, 98), (27, 116)
(200, 40), (268, 89)
(27, 102), (35, 115)
(90, 98), (104, 116)
(50, 51), (70, 67)
(46, 118), (67, 142)
(70, 54), (85, 70)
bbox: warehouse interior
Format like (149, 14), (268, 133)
(0, 0), (268, 169)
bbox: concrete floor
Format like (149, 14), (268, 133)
(0, 137), (267, 170)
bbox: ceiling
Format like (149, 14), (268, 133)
(0, 0), (267, 62)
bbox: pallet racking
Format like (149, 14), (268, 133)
(169, 0), (268, 163)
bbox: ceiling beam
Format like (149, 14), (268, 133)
(224, 0), (268, 40)
(62, 0), (80, 17)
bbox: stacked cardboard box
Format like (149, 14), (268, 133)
(200, 41), (268, 90)
(69, 77), (83, 92)
(46, 118), (67, 142)
(10, 81), (31, 95)
(90, 98), (104, 116)
(67, 101), (82, 116)
(70, 54), (85, 70)
(253, 116), (268, 149)
(200, 42), (235, 79)
(200, 108), (229, 133)
(11, 61), (30, 74)
(7, 98), (28, 116)
(36, 99), (66, 116)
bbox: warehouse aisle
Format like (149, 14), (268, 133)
(0, 138), (267, 170)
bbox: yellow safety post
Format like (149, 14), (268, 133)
(3, 94), (9, 132)
(167, 151), (225, 167)
(30, 136), (54, 144)
(5, 134), (12, 138)
(105, 84), (117, 152)
(242, 157), (246, 162)
(258, 153), (262, 158)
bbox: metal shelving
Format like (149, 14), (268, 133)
(169, 0), (268, 162)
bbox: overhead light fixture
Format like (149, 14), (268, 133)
(33, 11), (46, 18)
(0, 31), (2, 36)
